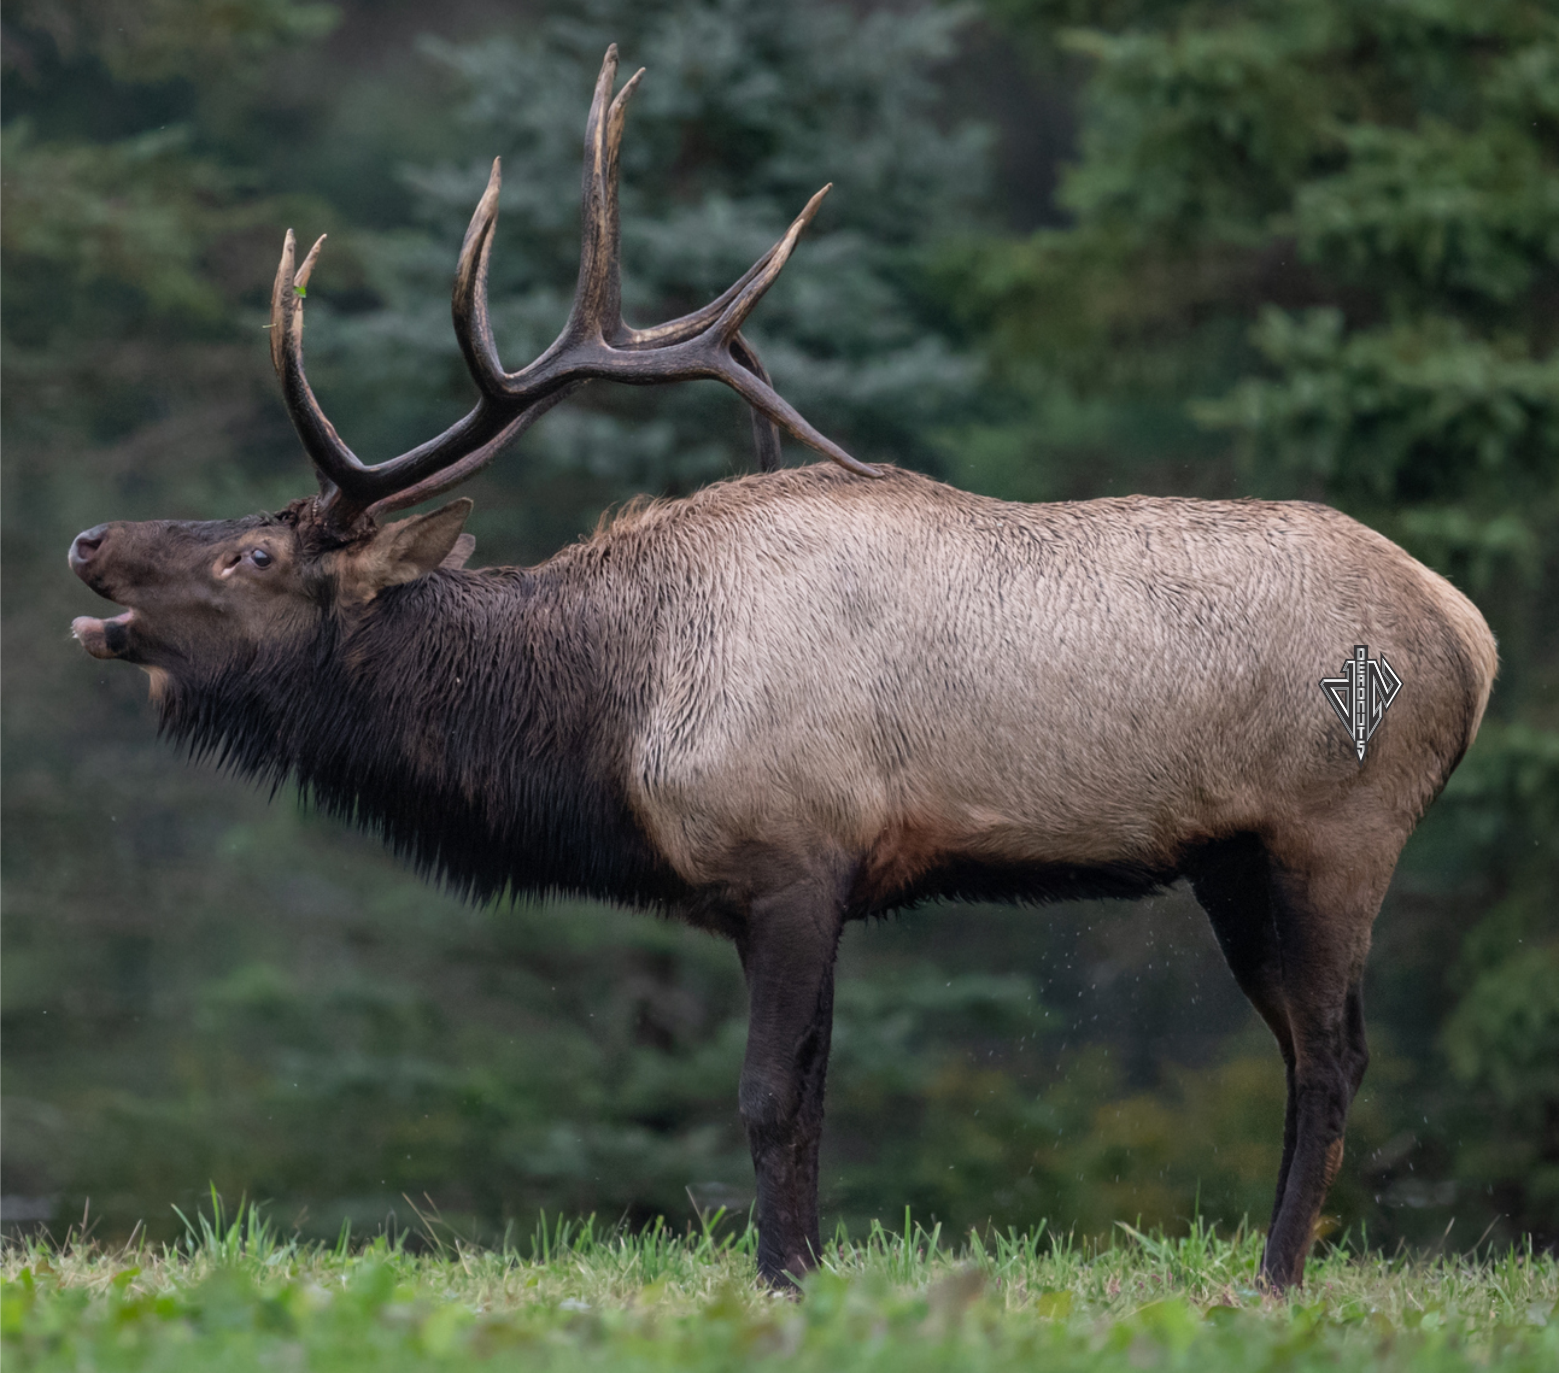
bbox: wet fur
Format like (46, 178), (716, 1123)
(158, 560), (687, 907)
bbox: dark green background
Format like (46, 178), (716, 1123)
(4, 0), (1556, 1253)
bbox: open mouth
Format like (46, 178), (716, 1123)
(71, 609), (135, 660)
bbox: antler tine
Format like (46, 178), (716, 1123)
(599, 65), (644, 338)
(710, 185), (829, 341)
(617, 244), (781, 350)
(479, 103), (868, 474)
(268, 228), (295, 379)
(295, 233), (326, 295)
(451, 158), (507, 394)
(703, 346), (877, 476)
(701, 347), (873, 476)
(730, 333), (784, 472)
(270, 230), (380, 507)
(609, 189), (827, 364)
(560, 45), (630, 346)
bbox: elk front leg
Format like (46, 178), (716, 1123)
(736, 870), (845, 1287)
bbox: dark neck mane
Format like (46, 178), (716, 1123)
(159, 565), (684, 907)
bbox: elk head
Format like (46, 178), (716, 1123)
(69, 46), (871, 683)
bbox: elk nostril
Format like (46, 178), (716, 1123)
(69, 525), (109, 573)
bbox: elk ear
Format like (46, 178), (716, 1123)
(346, 498), (474, 600)
(441, 533), (476, 570)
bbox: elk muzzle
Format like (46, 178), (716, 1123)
(69, 523), (136, 659)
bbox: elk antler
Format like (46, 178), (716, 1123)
(269, 45), (876, 532)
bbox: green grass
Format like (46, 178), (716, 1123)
(3, 1197), (1555, 1370)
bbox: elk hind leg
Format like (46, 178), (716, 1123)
(1257, 837), (1385, 1289)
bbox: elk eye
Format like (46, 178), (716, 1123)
(249, 547), (273, 568)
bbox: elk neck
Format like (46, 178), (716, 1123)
(158, 558), (688, 908)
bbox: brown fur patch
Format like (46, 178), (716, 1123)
(855, 816), (959, 906)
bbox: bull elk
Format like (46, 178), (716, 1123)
(67, 47), (1496, 1289)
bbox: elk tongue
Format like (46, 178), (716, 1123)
(72, 610), (134, 660)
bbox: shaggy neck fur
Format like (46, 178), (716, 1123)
(158, 562), (685, 907)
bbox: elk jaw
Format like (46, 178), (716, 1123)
(71, 610), (136, 660)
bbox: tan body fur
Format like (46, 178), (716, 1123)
(541, 465), (1493, 905)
